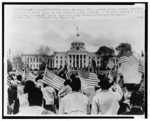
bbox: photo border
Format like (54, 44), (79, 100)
(2, 2), (148, 119)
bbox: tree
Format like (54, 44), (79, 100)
(12, 55), (24, 70)
(7, 59), (13, 72)
(96, 46), (115, 70)
(116, 43), (132, 57)
(96, 46), (115, 58)
(37, 45), (53, 70)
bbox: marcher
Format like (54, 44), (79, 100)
(17, 87), (54, 115)
(42, 85), (57, 113)
(91, 77), (122, 115)
(59, 77), (89, 115)
(13, 80), (35, 114)
(121, 90), (144, 115)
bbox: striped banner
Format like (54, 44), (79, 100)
(24, 65), (30, 80)
(43, 67), (65, 90)
(66, 66), (72, 79)
(16, 64), (24, 76)
(128, 54), (138, 65)
(89, 73), (100, 87)
(7, 76), (12, 87)
(26, 72), (38, 82)
(118, 56), (128, 64)
(79, 71), (90, 88)
(16, 69), (23, 76)
(78, 71), (100, 89)
(119, 55), (139, 65)
(119, 54), (145, 74)
(138, 58), (144, 73)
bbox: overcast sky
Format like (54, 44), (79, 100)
(5, 4), (145, 56)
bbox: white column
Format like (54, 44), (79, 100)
(68, 55), (70, 67)
(75, 54), (77, 68)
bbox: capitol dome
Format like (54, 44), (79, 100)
(70, 30), (86, 51)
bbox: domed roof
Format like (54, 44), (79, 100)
(70, 27), (86, 51)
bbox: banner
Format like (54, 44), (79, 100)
(43, 67), (65, 90)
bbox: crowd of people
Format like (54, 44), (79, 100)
(7, 68), (145, 116)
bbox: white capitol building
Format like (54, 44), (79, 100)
(22, 32), (115, 70)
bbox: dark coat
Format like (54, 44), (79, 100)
(121, 107), (144, 115)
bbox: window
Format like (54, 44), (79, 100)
(61, 56), (62, 59)
(70, 60), (72, 63)
(33, 58), (35, 62)
(61, 60), (62, 64)
(56, 60), (58, 64)
(36, 58), (38, 63)
(30, 58), (32, 62)
(56, 56), (58, 59)
(97, 57), (99, 60)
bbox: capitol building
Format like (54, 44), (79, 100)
(22, 33), (103, 70)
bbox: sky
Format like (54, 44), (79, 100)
(5, 4), (145, 57)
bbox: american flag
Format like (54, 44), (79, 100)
(89, 73), (100, 86)
(78, 71), (100, 89)
(7, 76), (12, 87)
(23, 65), (30, 80)
(119, 54), (144, 74)
(128, 54), (138, 65)
(118, 56), (128, 64)
(16, 64), (24, 76)
(43, 67), (65, 90)
(138, 58), (144, 73)
(26, 72), (38, 82)
(66, 66), (72, 79)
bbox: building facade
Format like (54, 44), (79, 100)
(22, 34), (115, 70)
(22, 43), (101, 70)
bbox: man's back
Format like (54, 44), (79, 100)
(59, 92), (89, 114)
(41, 86), (56, 105)
(92, 90), (120, 115)
(122, 107), (144, 115)
(17, 106), (54, 115)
